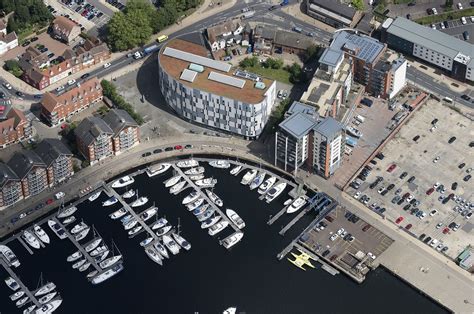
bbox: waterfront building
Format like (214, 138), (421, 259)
(0, 163), (22, 209)
(7, 151), (48, 198)
(102, 109), (140, 154)
(34, 139), (74, 186)
(75, 116), (113, 165)
(0, 108), (32, 149)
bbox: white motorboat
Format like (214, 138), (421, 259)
(184, 166), (205, 175)
(197, 208), (215, 222)
(112, 175), (135, 188)
(123, 219), (138, 230)
(5, 277), (19, 291)
(67, 251), (82, 262)
(170, 181), (186, 194)
(193, 204), (209, 216)
(88, 190), (101, 202)
(85, 238), (102, 252)
(172, 233), (191, 251)
(122, 190), (135, 199)
(120, 214), (133, 224)
(221, 232), (244, 249)
(206, 189), (223, 207)
(57, 206), (77, 219)
(258, 176), (276, 195)
(10, 290), (25, 301)
(195, 177), (217, 188)
(62, 216), (76, 225)
(131, 196), (148, 208)
(90, 245), (108, 257)
(162, 235), (180, 255)
(0, 244), (20, 268)
(72, 259), (86, 269)
(109, 208), (127, 219)
(241, 169), (257, 185)
(189, 174), (205, 181)
(38, 292), (57, 304)
(265, 182), (287, 203)
(224, 307), (237, 314)
(249, 172), (266, 190)
(145, 247), (163, 265)
(23, 304), (36, 314)
(91, 263), (124, 285)
(75, 227), (90, 241)
(164, 175), (181, 188)
(151, 218), (168, 230)
(208, 220), (229, 236)
(201, 215), (221, 229)
(140, 207), (157, 222)
(16, 296), (29, 307)
(346, 126), (363, 138)
(209, 160), (230, 169)
(22, 230), (40, 249)
(146, 163), (171, 177)
(287, 196), (307, 214)
(102, 197), (118, 207)
(226, 209), (245, 229)
(70, 222), (88, 234)
(78, 262), (91, 272)
(176, 159), (199, 168)
(155, 225), (172, 236)
(95, 250), (110, 263)
(128, 225), (143, 236)
(230, 165), (242, 175)
(99, 255), (122, 269)
(140, 237), (153, 247)
(182, 191), (199, 205)
(35, 300), (63, 314)
(47, 220), (67, 240)
(87, 270), (98, 279)
(283, 198), (293, 206)
(34, 282), (56, 296)
(154, 242), (169, 259)
(186, 198), (204, 211)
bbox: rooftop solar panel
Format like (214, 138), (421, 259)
(208, 71), (246, 89)
(163, 47), (231, 72)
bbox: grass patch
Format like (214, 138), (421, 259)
(416, 7), (474, 24)
(244, 65), (292, 85)
(393, 0), (412, 3)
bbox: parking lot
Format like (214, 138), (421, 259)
(58, 0), (112, 29)
(347, 98), (473, 259)
(437, 17), (474, 43)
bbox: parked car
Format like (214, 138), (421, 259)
(395, 216), (404, 224)
(400, 172), (408, 179)
(387, 164), (397, 172)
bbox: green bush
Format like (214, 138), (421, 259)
(100, 80), (144, 124)
(4, 59), (23, 77)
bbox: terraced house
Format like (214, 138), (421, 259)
(75, 116), (114, 165)
(0, 108), (32, 148)
(0, 163), (23, 209)
(34, 139), (74, 185)
(102, 109), (140, 155)
(7, 151), (48, 198)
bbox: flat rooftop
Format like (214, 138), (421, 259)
(159, 38), (272, 104)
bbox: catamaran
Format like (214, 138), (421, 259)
(226, 209), (245, 229)
(164, 175), (181, 188)
(205, 189), (223, 207)
(70, 222), (88, 234)
(140, 237), (153, 247)
(265, 182), (287, 203)
(287, 196), (307, 214)
(209, 160), (230, 169)
(122, 190), (135, 199)
(241, 169), (257, 185)
(184, 166), (205, 175)
(0, 244), (20, 268)
(146, 163), (171, 177)
(75, 226), (90, 241)
(170, 181), (186, 194)
(102, 196), (118, 207)
(109, 208), (127, 219)
(195, 177), (217, 188)
(230, 165), (242, 175)
(99, 255), (122, 269)
(38, 292), (57, 304)
(145, 247), (163, 265)
(186, 198), (204, 211)
(128, 225), (143, 236)
(88, 190), (101, 202)
(258, 176), (276, 194)
(201, 215), (221, 229)
(182, 191), (199, 205)
(112, 175), (135, 188)
(287, 256), (306, 271)
(189, 174), (204, 181)
(5, 277), (19, 291)
(221, 232), (244, 249)
(72, 259), (86, 269)
(140, 207), (157, 222)
(162, 235), (180, 255)
(131, 196), (148, 208)
(176, 159), (198, 168)
(150, 217), (168, 230)
(57, 206), (77, 219)
(249, 172), (266, 190)
(9, 290), (24, 301)
(91, 263), (124, 285)
(22, 230), (40, 249)
(32, 226), (49, 245)
(85, 238), (102, 252)
(154, 242), (169, 258)
(47, 220), (67, 240)
(62, 216), (76, 225)
(67, 251), (82, 262)
(155, 225), (172, 236)
(346, 126), (363, 138)
(34, 282), (56, 296)
(172, 233), (191, 251)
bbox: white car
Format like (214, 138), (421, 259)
(337, 228), (345, 236)
(406, 195), (414, 203)
(461, 17), (467, 24)
(330, 234), (338, 241)
(457, 3), (463, 9)
(431, 24), (436, 29)
(471, 16), (474, 22)
(419, 212), (427, 220)
(367, 252), (376, 260)
(432, 8), (438, 15)
(430, 209), (438, 216)
(377, 187), (385, 194)
(439, 22), (445, 29)
(433, 182), (441, 189)
(436, 243), (444, 251)
(56, 85), (65, 92)
(67, 79), (76, 86)
(3, 82), (12, 90)
(430, 239), (439, 247)
(436, 222), (443, 229)
(55, 191), (65, 200)
(353, 192), (361, 199)
(103, 62), (111, 69)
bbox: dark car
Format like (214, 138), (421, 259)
(153, 148), (162, 154)
(376, 152), (385, 160)
(405, 224), (412, 230)
(452, 182), (458, 190)
(397, 198), (404, 205)
(408, 1), (416, 6)
(325, 215), (334, 222)
(21, 40), (30, 47)
(399, 171), (408, 179)
(11, 217), (19, 224)
(387, 184), (395, 191)
(412, 135), (420, 142)
(97, 12), (104, 18)
(141, 152), (151, 157)
(165, 147), (173, 152)
(406, 13), (411, 19)
(47, 52), (55, 59)
(464, 175), (471, 182)
(184, 144), (193, 149)
(403, 204), (412, 211)
(30, 37), (38, 42)
(34, 94), (43, 99)
(16, 91), (25, 97)
(81, 73), (91, 79)
(322, 250), (330, 257)
(459, 163), (465, 169)
(0, 92), (5, 99)
(381, 189), (389, 196)
(461, 94), (471, 101)
(408, 176), (416, 183)
(448, 136), (457, 144)
(269, 5), (278, 10)
(419, 233), (426, 241)
(370, 159), (377, 165)
(423, 236), (432, 243)
(350, 215), (359, 223)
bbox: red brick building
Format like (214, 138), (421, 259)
(0, 108), (32, 148)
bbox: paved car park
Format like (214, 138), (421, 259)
(347, 98), (473, 259)
(60, 0), (112, 29)
(438, 17), (474, 43)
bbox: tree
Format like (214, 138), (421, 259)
(445, 0), (453, 8)
(304, 45), (319, 62)
(263, 58), (284, 69)
(4, 59), (23, 77)
(351, 0), (364, 10)
(286, 62), (303, 84)
(239, 56), (259, 68)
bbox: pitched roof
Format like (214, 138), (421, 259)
(0, 31), (17, 44)
(7, 150), (45, 179)
(273, 31), (315, 50)
(206, 20), (236, 43)
(34, 139), (72, 167)
(102, 109), (138, 136)
(53, 16), (79, 35)
(0, 20), (6, 31)
(0, 163), (19, 188)
(75, 116), (113, 147)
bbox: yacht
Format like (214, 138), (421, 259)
(155, 225), (172, 236)
(224, 307), (237, 314)
(122, 190), (135, 199)
(72, 259), (86, 269)
(90, 245), (108, 257)
(123, 219), (138, 231)
(150, 218), (168, 230)
(164, 175), (181, 188)
(283, 198), (293, 206)
(205, 189), (223, 207)
(85, 238), (102, 253)
(209, 160), (230, 169)
(162, 235), (180, 255)
(201, 215), (221, 229)
(112, 175), (135, 188)
(265, 182), (287, 203)
(195, 177), (217, 188)
(102, 196), (118, 207)
(186, 198), (204, 211)
(99, 255), (122, 269)
(184, 166), (205, 175)
(95, 250), (110, 263)
(120, 214), (133, 224)
(57, 206), (77, 219)
(34, 282), (56, 296)
(38, 292), (57, 304)
(91, 263), (124, 285)
(146, 163), (171, 177)
(346, 126), (363, 138)
(0, 244), (20, 268)
(176, 159), (198, 168)
(182, 191), (199, 205)
(131, 196), (148, 208)
(170, 181), (186, 194)
(172, 233), (191, 251)
(221, 232), (244, 249)
(78, 262), (91, 272)
(16, 296), (29, 307)
(197, 208), (215, 222)
(22, 230), (41, 249)
(189, 174), (204, 181)
(240, 169), (257, 185)
(70, 222), (87, 234)
(10, 290), (25, 301)
(287, 196), (307, 214)
(5, 277), (19, 291)
(128, 225), (143, 236)
(140, 207), (157, 222)
(226, 209), (245, 229)
(230, 164), (242, 175)
(75, 226), (90, 241)
(140, 237), (153, 247)
(258, 177), (276, 194)
(47, 220), (67, 240)
(109, 208), (127, 219)
(249, 172), (266, 190)
(145, 247), (163, 265)
(23, 304), (36, 314)
(154, 242), (169, 259)
(88, 190), (101, 202)
(35, 299), (63, 314)
(66, 251), (82, 262)
(208, 220), (229, 236)
(62, 216), (76, 225)
(193, 204), (209, 216)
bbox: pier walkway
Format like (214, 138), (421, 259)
(0, 259), (41, 307)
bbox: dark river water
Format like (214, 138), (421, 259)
(0, 161), (448, 314)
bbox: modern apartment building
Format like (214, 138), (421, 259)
(75, 116), (114, 164)
(7, 151), (48, 198)
(0, 163), (23, 209)
(158, 36), (277, 139)
(34, 139), (74, 186)
(102, 109), (140, 154)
